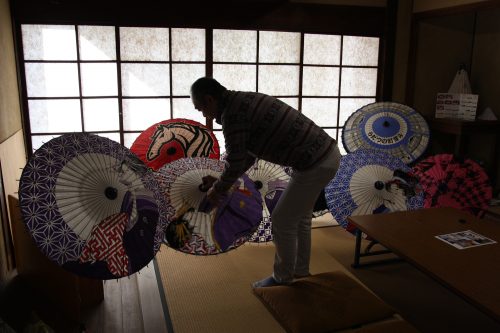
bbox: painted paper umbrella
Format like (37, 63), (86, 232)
(412, 153), (492, 217)
(130, 118), (220, 170)
(18, 133), (171, 279)
(245, 159), (290, 243)
(342, 102), (430, 164)
(283, 166), (330, 218)
(325, 149), (424, 234)
(155, 157), (263, 255)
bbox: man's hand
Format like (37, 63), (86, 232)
(199, 185), (227, 213)
(199, 175), (218, 192)
(198, 175), (227, 212)
(206, 186), (226, 206)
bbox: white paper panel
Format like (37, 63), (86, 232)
(121, 63), (170, 96)
(124, 132), (141, 148)
(338, 98), (376, 128)
(278, 98), (298, 110)
(302, 67), (339, 96)
(303, 34), (341, 65)
(172, 64), (206, 96)
(122, 98), (170, 130)
(93, 132), (120, 144)
(171, 28), (205, 61)
(340, 68), (378, 96)
(259, 31), (300, 63)
(342, 36), (379, 66)
(78, 25), (116, 60)
(83, 98), (120, 131)
(22, 24), (77, 60)
(80, 63), (118, 96)
(301, 98), (338, 127)
(213, 130), (225, 154)
(213, 64), (256, 92)
(172, 98), (207, 124)
(31, 134), (61, 152)
(324, 128), (337, 142)
(213, 118), (222, 130)
(213, 29), (256, 62)
(28, 99), (81, 133)
(258, 65), (299, 96)
(120, 27), (169, 61)
(25, 63), (79, 97)
(338, 128), (347, 155)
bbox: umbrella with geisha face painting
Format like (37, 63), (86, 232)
(325, 149), (423, 235)
(411, 153), (492, 217)
(156, 157), (263, 255)
(18, 133), (171, 279)
(130, 118), (220, 170)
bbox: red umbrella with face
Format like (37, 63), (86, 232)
(131, 118), (220, 170)
(412, 154), (492, 217)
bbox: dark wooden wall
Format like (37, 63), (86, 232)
(10, 0), (386, 36)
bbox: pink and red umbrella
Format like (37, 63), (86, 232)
(412, 154), (492, 217)
(131, 118), (220, 170)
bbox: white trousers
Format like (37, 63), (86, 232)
(271, 144), (341, 283)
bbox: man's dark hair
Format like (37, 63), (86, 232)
(190, 77), (227, 102)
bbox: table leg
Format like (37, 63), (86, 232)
(352, 229), (362, 268)
(351, 230), (403, 268)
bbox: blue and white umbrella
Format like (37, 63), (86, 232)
(342, 102), (430, 164)
(325, 149), (423, 234)
(18, 133), (170, 279)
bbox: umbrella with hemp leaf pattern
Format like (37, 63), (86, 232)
(325, 149), (424, 235)
(18, 133), (170, 279)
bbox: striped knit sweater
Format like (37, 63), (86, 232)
(214, 90), (336, 193)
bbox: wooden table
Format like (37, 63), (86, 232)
(347, 207), (500, 323)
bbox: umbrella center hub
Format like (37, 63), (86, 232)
(374, 181), (385, 190)
(254, 180), (263, 190)
(105, 186), (118, 200)
(438, 183), (448, 193)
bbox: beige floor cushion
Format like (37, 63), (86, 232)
(253, 271), (396, 333)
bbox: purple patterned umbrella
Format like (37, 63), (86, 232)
(156, 157), (263, 255)
(18, 133), (170, 279)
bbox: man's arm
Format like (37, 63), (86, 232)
(213, 111), (254, 194)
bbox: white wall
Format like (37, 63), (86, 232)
(0, 131), (26, 221)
